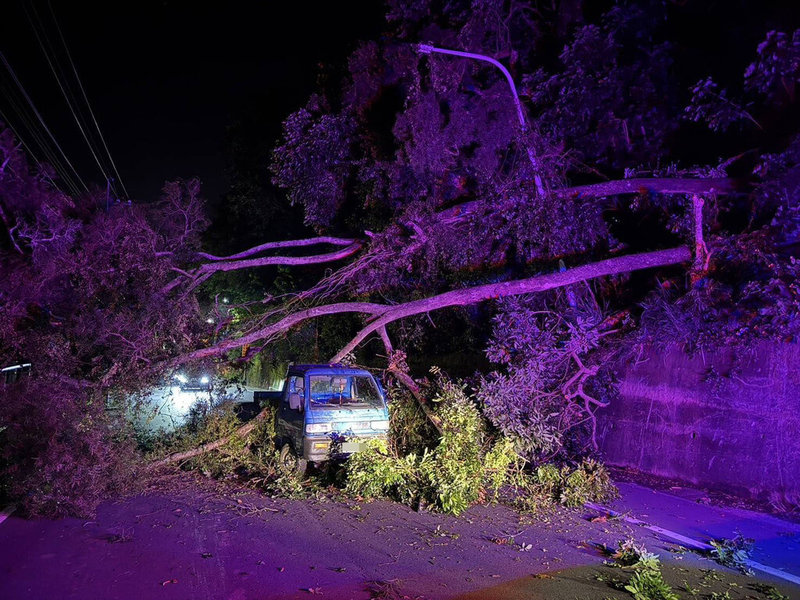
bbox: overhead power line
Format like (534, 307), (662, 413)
(0, 98), (77, 196)
(0, 62), (84, 195)
(0, 50), (89, 195)
(48, 1), (128, 198)
(25, 2), (119, 197)
(0, 91), (82, 196)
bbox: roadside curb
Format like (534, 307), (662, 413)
(585, 502), (800, 587)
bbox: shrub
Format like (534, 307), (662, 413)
(345, 372), (524, 514)
(344, 438), (428, 508)
(533, 458), (618, 507)
(0, 380), (139, 517)
(612, 539), (679, 600)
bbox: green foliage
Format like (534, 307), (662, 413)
(345, 372), (522, 514)
(710, 532), (755, 575)
(477, 294), (618, 462)
(483, 436), (525, 497)
(344, 438), (427, 508)
(613, 539), (661, 569)
(612, 539), (678, 600)
(386, 384), (437, 456)
(533, 458), (618, 507)
(422, 377), (485, 514)
(152, 402), (312, 499)
(625, 568), (678, 600)
(0, 380), (139, 517)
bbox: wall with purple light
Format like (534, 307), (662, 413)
(597, 342), (800, 509)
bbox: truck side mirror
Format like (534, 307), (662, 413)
(289, 392), (303, 411)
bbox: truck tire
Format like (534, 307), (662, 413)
(279, 443), (307, 477)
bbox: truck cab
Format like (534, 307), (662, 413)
(275, 364), (389, 474)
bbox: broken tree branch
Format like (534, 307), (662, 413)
(330, 246), (691, 362)
(381, 341), (443, 434)
(195, 236), (358, 262)
(180, 247), (690, 363)
(195, 241), (363, 275)
(183, 301), (386, 361)
(154, 408), (269, 466)
(553, 177), (735, 199)
(161, 239), (363, 295)
(437, 177), (737, 224)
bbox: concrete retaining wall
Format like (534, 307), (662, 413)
(597, 342), (800, 507)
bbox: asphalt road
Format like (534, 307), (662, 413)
(1, 474), (798, 600)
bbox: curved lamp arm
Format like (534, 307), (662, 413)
(416, 43), (545, 196)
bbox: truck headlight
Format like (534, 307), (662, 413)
(370, 420), (390, 430)
(305, 423), (332, 434)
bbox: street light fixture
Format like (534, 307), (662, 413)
(415, 43), (545, 197)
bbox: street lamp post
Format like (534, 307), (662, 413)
(416, 43), (545, 197)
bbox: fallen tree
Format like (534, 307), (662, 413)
(182, 245), (691, 362)
(5, 1), (800, 514)
(158, 245), (692, 464)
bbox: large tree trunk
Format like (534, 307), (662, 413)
(183, 246), (690, 363)
(438, 178), (736, 224)
(554, 177), (735, 199)
(330, 246), (690, 362)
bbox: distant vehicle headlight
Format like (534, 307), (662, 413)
(370, 420), (390, 430)
(200, 376), (210, 385)
(305, 423), (332, 434)
(174, 373), (188, 384)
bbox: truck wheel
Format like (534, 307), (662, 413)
(279, 443), (307, 477)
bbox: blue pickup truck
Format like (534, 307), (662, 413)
(269, 364), (390, 474)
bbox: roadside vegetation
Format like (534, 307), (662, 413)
(146, 367), (617, 517)
(587, 538), (791, 600)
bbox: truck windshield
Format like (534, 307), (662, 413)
(308, 374), (383, 410)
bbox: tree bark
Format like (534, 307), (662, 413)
(553, 177), (735, 199)
(154, 408), (269, 466)
(691, 194), (710, 279)
(183, 301), (386, 361)
(180, 246), (690, 363)
(194, 241), (363, 275)
(330, 246), (691, 362)
(437, 177), (736, 224)
(195, 236), (358, 262)
(161, 238), (362, 294)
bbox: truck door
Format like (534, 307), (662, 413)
(277, 374), (305, 451)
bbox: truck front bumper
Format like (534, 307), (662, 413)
(303, 434), (387, 462)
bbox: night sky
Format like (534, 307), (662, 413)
(3, 1), (800, 208)
(0, 1), (383, 205)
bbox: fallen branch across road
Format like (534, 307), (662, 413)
(183, 246), (691, 363)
